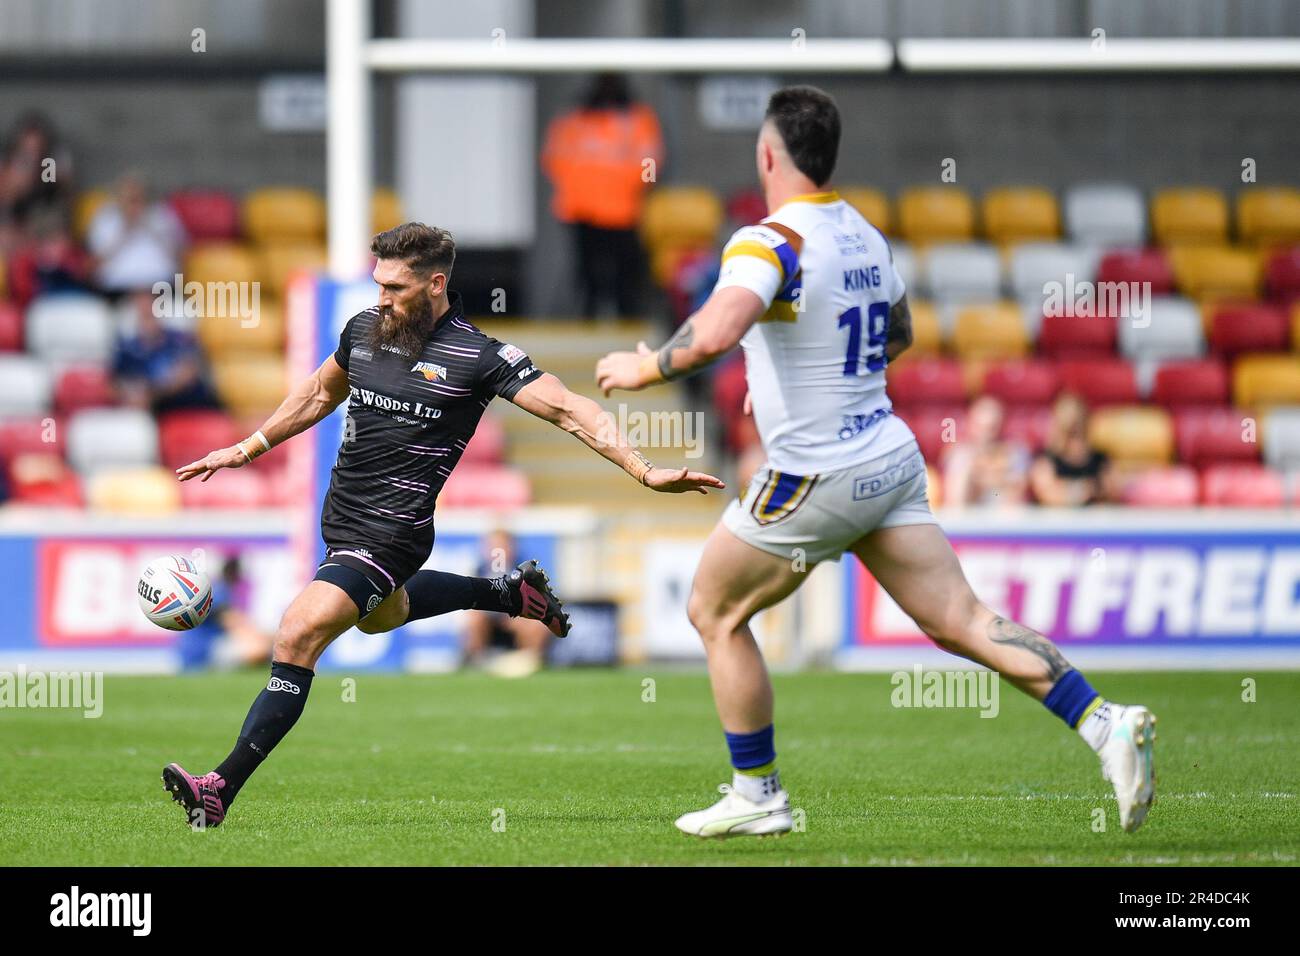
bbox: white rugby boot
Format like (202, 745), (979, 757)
(674, 783), (792, 838)
(1098, 704), (1157, 833)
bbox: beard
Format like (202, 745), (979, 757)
(367, 297), (436, 356)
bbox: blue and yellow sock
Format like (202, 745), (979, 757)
(1043, 669), (1112, 751)
(725, 725), (782, 801)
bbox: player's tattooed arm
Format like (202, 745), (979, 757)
(655, 319), (695, 382)
(988, 616), (1072, 682)
(884, 294), (913, 361)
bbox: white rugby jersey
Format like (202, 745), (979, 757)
(713, 190), (914, 475)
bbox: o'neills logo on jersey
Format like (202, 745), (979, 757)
(412, 361), (448, 382)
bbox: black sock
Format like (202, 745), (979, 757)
(214, 660), (314, 804)
(404, 570), (510, 621)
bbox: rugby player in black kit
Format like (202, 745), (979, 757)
(161, 223), (723, 828)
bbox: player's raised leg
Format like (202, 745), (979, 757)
(852, 523), (1156, 833)
(674, 523), (807, 837)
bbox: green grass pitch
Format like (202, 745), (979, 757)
(1, 670), (1296, 866)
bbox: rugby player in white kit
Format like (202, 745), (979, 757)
(596, 86), (1156, 838)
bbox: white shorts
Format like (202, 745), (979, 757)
(723, 440), (937, 565)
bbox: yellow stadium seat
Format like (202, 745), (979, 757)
(0, 257), (7, 298)
(1292, 302), (1300, 352)
(73, 189), (111, 242)
(258, 242), (327, 298)
(1237, 187), (1300, 246)
(372, 187), (404, 235)
(891, 300), (941, 362)
(87, 467), (181, 514)
(897, 187), (975, 244)
(839, 187), (891, 234)
(197, 296), (284, 356)
(639, 186), (723, 252)
(1169, 246), (1260, 300)
(184, 242), (260, 288)
(951, 302), (1029, 360)
(242, 187), (326, 243)
(1233, 354), (1300, 408)
(1087, 406), (1174, 465)
(1151, 188), (1229, 246)
(981, 187), (1059, 245)
(212, 352), (288, 417)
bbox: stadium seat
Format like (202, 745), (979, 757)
(890, 242), (918, 295)
(981, 187), (1060, 245)
(839, 187), (890, 233)
(242, 187), (326, 243)
(1006, 243), (1098, 303)
(1262, 406), (1300, 471)
(1174, 407), (1259, 466)
(1087, 405), (1174, 464)
(439, 465), (531, 509)
(1233, 354), (1300, 407)
(0, 354), (53, 416)
(923, 243), (1001, 302)
(1118, 296), (1204, 362)
(0, 300), (22, 352)
(178, 466), (270, 509)
(725, 188), (767, 227)
(890, 404), (966, 464)
(157, 409), (243, 471)
(1207, 302), (1289, 356)
(24, 293), (115, 364)
(1151, 188), (1229, 246)
(258, 243), (327, 298)
(1169, 246), (1260, 300)
(1121, 465), (1200, 508)
(1056, 359), (1138, 406)
(897, 187), (975, 244)
(211, 352), (288, 417)
(1037, 313), (1117, 358)
(372, 187), (404, 235)
(86, 466), (181, 514)
(1200, 463), (1285, 507)
(53, 365), (116, 415)
(460, 414), (506, 466)
(639, 186), (724, 252)
(895, 299), (941, 359)
(1263, 247), (1300, 303)
(1064, 183), (1146, 247)
(1151, 359), (1229, 407)
(1000, 403), (1054, 452)
(6, 450), (81, 506)
(168, 189), (240, 242)
(197, 295), (284, 355)
(67, 408), (158, 474)
(980, 360), (1060, 406)
(72, 189), (110, 241)
(184, 242), (260, 289)
(0, 415), (64, 464)
(886, 357), (966, 405)
(1096, 248), (1176, 296)
(1237, 187), (1300, 246)
(951, 302), (1029, 360)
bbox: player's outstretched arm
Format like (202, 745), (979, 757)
(594, 286), (765, 396)
(511, 372), (725, 495)
(175, 355), (351, 482)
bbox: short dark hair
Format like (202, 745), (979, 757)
(764, 86), (841, 187)
(371, 222), (456, 277)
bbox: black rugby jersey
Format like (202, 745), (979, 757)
(320, 291), (543, 553)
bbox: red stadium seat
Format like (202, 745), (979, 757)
(1056, 359), (1138, 406)
(1096, 248), (1175, 296)
(1200, 463), (1285, 507)
(168, 189), (241, 242)
(1151, 360), (1229, 407)
(53, 365), (116, 415)
(891, 403), (967, 464)
(1207, 302), (1290, 356)
(460, 414), (505, 466)
(1174, 407), (1260, 466)
(178, 467), (270, 508)
(980, 360), (1060, 406)
(9, 467), (82, 506)
(439, 465), (531, 509)
(0, 300), (22, 351)
(1000, 403), (1054, 453)
(886, 358), (966, 405)
(1037, 313), (1116, 358)
(0, 415), (65, 463)
(1264, 247), (1300, 303)
(1122, 465), (1199, 507)
(158, 409), (243, 471)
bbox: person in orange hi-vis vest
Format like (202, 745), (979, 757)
(542, 73), (663, 318)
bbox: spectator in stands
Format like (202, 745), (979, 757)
(86, 172), (186, 298)
(113, 290), (219, 415)
(5, 206), (91, 310)
(1030, 393), (1113, 506)
(0, 112), (71, 248)
(943, 396), (1030, 507)
(178, 556), (273, 671)
(462, 529), (552, 676)
(541, 73), (663, 318)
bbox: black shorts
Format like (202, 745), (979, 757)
(314, 544), (425, 617)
